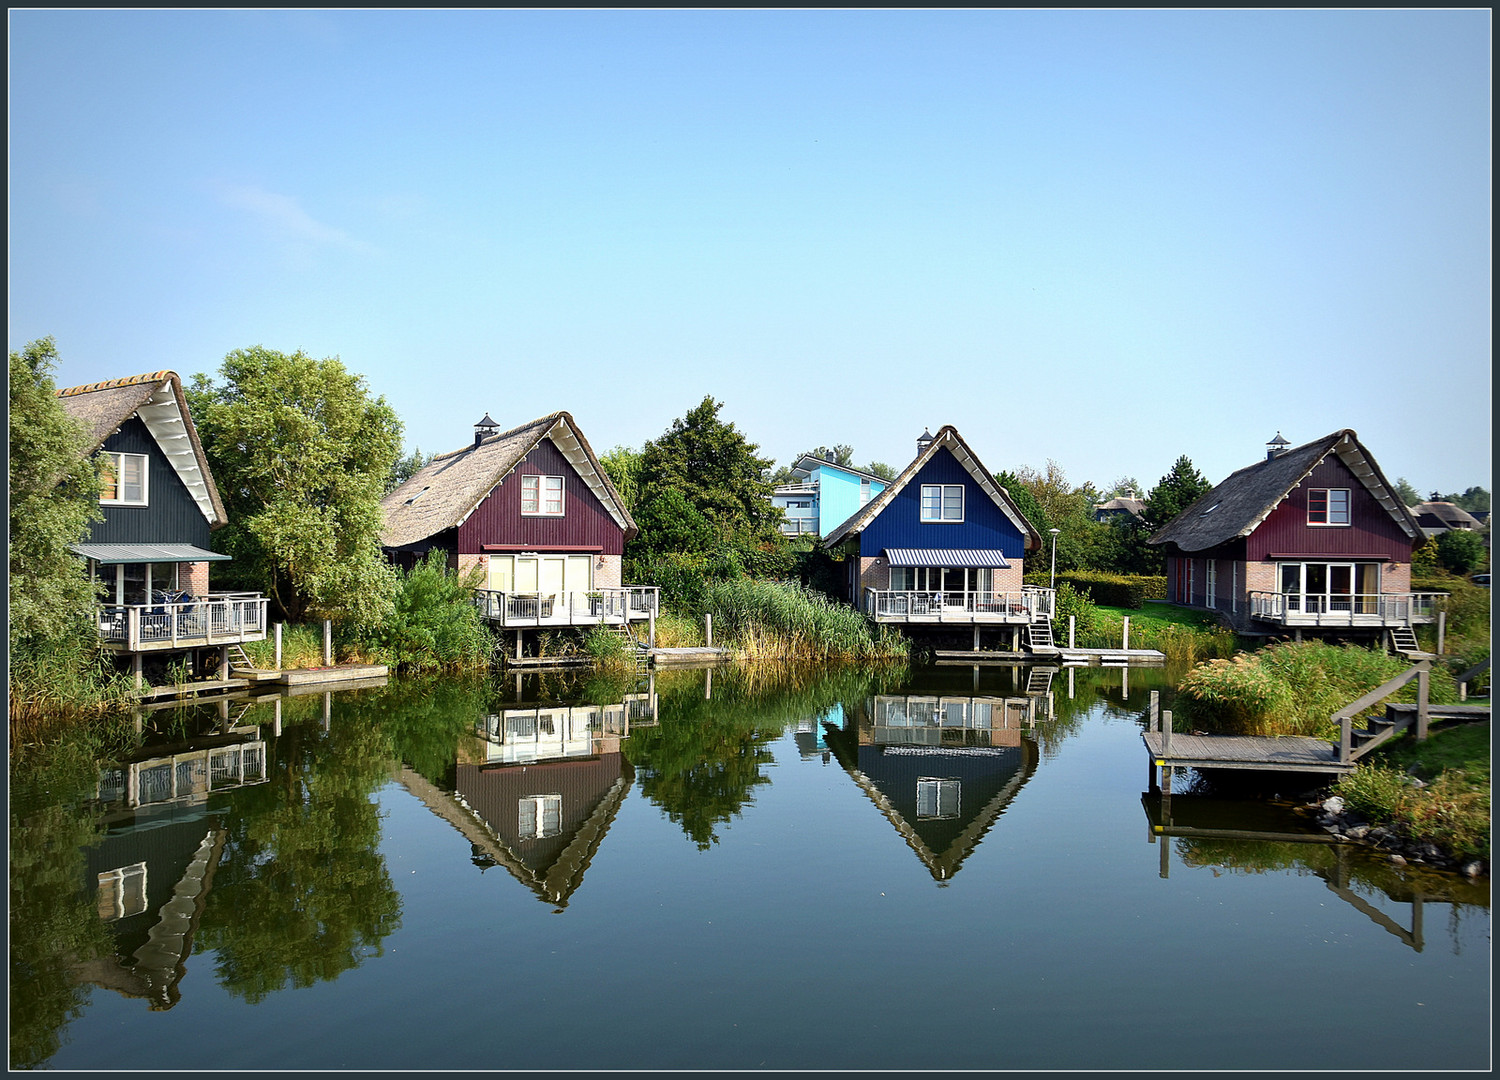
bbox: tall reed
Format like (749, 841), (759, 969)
(699, 578), (909, 662)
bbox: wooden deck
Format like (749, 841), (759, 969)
(1143, 730), (1350, 774)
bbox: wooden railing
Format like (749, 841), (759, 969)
(472, 586), (659, 627)
(864, 586), (1056, 621)
(1333, 660), (1429, 764)
(1249, 591), (1447, 626)
(98, 594), (269, 650)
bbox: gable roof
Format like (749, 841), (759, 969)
(56, 371), (227, 529)
(787, 454), (889, 485)
(380, 411), (637, 549)
(1094, 495), (1146, 521)
(821, 425), (1041, 551)
(1147, 428), (1421, 553)
(1409, 500), (1483, 533)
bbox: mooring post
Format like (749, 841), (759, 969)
(274, 697), (282, 737)
(1122, 616), (1130, 652)
(323, 619), (332, 666)
(1162, 708), (1172, 756)
(705, 666), (713, 700)
(649, 610), (656, 650)
(1068, 615), (1076, 649)
(1149, 690), (1160, 732)
(275, 623), (283, 669)
(1437, 611), (1446, 655)
(322, 691), (331, 732)
(705, 613), (713, 649)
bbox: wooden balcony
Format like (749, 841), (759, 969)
(1248, 591), (1447, 628)
(472, 587), (659, 628)
(863, 587), (1056, 625)
(98, 593), (269, 653)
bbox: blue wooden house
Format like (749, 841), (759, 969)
(822, 426), (1052, 647)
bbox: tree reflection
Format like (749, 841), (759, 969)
(8, 745), (116, 1070)
(193, 694), (402, 1004)
(626, 665), (893, 849)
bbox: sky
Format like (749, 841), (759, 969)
(8, 9), (1492, 498)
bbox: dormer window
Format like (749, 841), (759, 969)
(1308, 488), (1350, 526)
(99, 452), (148, 505)
(522, 474), (564, 516)
(1200, 502), (1221, 516)
(404, 486), (431, 505)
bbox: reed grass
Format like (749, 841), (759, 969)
(698, 578), (909, 662)
(7, 641), (136, 735)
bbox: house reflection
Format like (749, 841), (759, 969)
(822, 685), (1051, 882)
(396, 690), (657, 910)
(77, 711), (268, 1009)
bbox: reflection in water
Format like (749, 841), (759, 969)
(1143, 792), (1490, 953)
(822, 683), (1052, 882)
(394, 690), (658, 909)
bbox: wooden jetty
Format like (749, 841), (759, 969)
(1143, 660), (1491, 789)
(649, 647), (730, 668)
(934, 647), (1164, 666)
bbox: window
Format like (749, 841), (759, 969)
(860, 478), (872, 505)
(521, 474), (564, 516)
(920, 484), (964, 522)
(1205, 560), (1217, 609)
(99, 452), (148, 505)
(1308, 488), (1350, 525)
(916, 778), (960, 819)
(97, 863), (148, 921)
(518, 794), (562, 840)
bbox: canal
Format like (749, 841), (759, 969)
(8, 662), (1490, 1071)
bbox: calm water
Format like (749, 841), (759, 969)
(9, 662), (1491, 1071)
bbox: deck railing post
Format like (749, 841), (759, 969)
(1417, 661), (1430, 741)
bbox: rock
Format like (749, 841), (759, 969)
(1321, 796), (1346, 815)
(1461, 861), (1485, 879)
(1345, 824), (1370, 840)
(1389, 854), (1407, 866)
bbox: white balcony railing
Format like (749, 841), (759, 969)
(98, 594), (269, 650)
(1247, 591), (1447, 626)
(472, 586), (659, 627)
(863, 587), (1055, 622)
(779, 519), (819, 536)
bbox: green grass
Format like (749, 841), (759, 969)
(1333, 721), (1490, 861)
(1071, 601), (1240, 662)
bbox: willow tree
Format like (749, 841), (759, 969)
(187, 347), (402, 628)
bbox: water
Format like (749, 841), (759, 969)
(9, 662), (1490, 1071)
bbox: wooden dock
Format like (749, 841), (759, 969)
(933, 647), (1165, 666)
(649, 647), (730, 668)
(1143, 729), (1349, 775)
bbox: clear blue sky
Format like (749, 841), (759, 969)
(9, 9), (1491, 497)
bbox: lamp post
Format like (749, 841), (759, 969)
(1049, 528), (1061, 592)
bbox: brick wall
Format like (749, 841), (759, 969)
(181, 561), (210, 597)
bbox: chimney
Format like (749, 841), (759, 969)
(1266, 431), (1291, 460)
(474, 413), (498, 447)
(916, 428), (934, 456)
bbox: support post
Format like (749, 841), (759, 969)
(133, 651), (143, 690)
(1416, 662), (1430, 741)
(322, 691), (331, 732)
(323, 620), (332, 666)
(275, 623), (283, 669)
(705, 666), (713, 700)
(1068, 615), (1076, 649)
(1149, 690), (1160, 732)
(1162, 708), (1172, 756)
(649, 610), (656, 650)
(1122, 616), (1130, 652)
(516, 628), (523, 661)
(973, 624), (980, 652)
(274, 697), (282, 737)
(1436, 611), (1446, 655)
(705, 613), (713, 649)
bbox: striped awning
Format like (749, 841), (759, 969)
(71, 543), (231, 564)
(883, 548), (1011, 568)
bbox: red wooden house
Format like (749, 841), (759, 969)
(1148, 430), (1442, 646)
(380, 412), (656, 645)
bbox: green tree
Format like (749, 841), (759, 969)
(632, 487), (719, 558)
(1436, 529), (1487, 575)
(635, 396), (783, 562)
(1394, 477), (1422, 506)
(8, 338), (103, 654)
(1445, 486), (1490, 514)
(386, 446), (433, 494)
(864, 461), (896, 482)
(598, 444), (643, 515)
(1144, 455), (1213, 531)
(187, 347), (402, 628)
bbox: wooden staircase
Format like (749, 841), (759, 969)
(1024, 615), (1059, 654)
(1387, 625), (1428, 659)
(603, 624), (651, 669)
(1025, 666), (1056, 694)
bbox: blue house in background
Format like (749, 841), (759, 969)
(822, 426), (1055, 650)
(770, 454), (887, 538)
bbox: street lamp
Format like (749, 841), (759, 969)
(1049, 528), (1061, 592)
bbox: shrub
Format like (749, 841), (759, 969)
(360, 551), (493, 671)
(1334, 764), (1489, 861)
(1056, 571), (1158, 608)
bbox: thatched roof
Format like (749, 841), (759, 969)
(1409, 500), (1483, 537)
(55, 371), (226, 529)
(822, 425), (1041, 551)
(1148, 428), (1421, 553)
(380, 411), (636, 549)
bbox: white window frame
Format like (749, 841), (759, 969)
(521, 474), (565, 516)
(97, 862), (148, 921)
(916, 777), (961, 820)
(518, 793), (562, 840)
(99, 452), (149, 506)
(1307, 487), (1351, 526)
(1205, 559), (1217, 609)
(920, 484), (964, 523)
